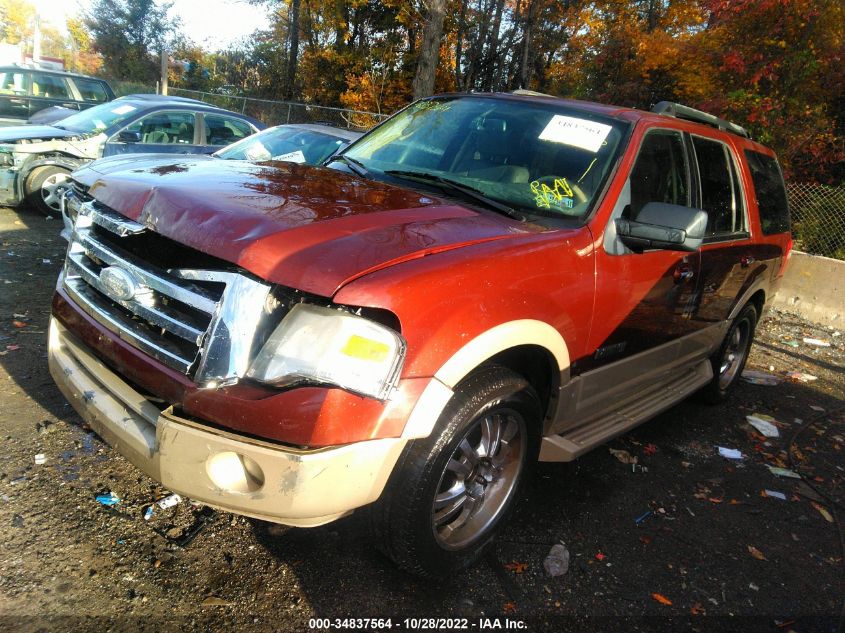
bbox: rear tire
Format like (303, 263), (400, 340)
(25, 165), (71, 216)
(700, 303), (757, 404)
(372, 365), (541, 579)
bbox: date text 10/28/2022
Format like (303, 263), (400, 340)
(308, 618), (528, 630)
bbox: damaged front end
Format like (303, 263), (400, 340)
(0, 143), (24, 205)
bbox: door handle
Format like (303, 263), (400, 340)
(9, 98), (25, 104)
(741, 255), (756, 267)
(674, 264), (695, 284)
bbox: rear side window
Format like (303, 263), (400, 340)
(744, 150), (790, 235)
(31, 73), (70, 99)
(203, 114), (254, 146)
(692, 136), (746, 238)
(74, 78), (109, 102)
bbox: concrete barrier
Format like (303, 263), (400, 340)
(773, 250), (844, 327)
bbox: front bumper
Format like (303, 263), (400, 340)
(0, 166), (20, 206)
(48, 317), (407, 527)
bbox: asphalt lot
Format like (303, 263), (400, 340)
(1, 203), (843, 633)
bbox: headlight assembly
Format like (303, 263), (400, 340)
(247, 303), (405, 400)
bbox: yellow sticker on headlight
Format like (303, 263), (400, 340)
(341, 335), (390, 362)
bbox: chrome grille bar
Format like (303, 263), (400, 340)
(62, 196), (272, 385)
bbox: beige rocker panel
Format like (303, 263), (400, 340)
(402, 319), (570, 439)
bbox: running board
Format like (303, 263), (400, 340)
(539, 359), (713, 462)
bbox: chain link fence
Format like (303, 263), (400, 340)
(168, 88), (388, 131)
(105, 81), (388, 130)
(787, 182), (845, 260)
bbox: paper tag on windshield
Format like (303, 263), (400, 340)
(275, 150), (306, 163)
(111, 104), (136, 115)
(539, 115), (612, 153)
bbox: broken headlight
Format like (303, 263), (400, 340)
(247, 303), (405, 400)
(0, 152), (12, 167)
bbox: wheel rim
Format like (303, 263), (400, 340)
(718, 318), (751, 389)
(40, 173), (69, 212)
(431, 407), (526, 550)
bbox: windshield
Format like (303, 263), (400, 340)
(216, 126), (348, 164)
(343, 96), (627, 219)
(57, 101), (140, 134)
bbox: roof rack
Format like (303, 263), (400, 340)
(651, 101), (749, 139)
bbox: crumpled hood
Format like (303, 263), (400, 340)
(0, 125), (79, 143)
(72, 156), (535, 296)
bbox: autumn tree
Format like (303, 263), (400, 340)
(85, 0), (178, 81)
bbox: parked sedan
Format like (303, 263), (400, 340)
(214, 123), (362, 165)
(0, 94), (263, 214)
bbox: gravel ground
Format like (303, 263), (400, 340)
(1, 204), (843, 633)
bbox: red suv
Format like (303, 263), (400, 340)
(50, 93), (792, 578)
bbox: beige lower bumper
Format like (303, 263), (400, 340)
(48, 318), (406, 527)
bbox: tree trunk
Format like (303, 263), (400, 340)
(518, 0), (537, 89)
(412, 0), (447, 99)
(480, 0), (505, 90)
(454, 0), (466, 88)
(286, 0), (301, 99)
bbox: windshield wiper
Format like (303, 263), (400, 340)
(326, 154), (369, 178)
(385, 170), (526, 221)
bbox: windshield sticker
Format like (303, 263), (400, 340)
(110, 105), (136, 115)
(244, 142), (271, 161)
(275, 150), (306, 163)
(531, 179), (575, 210)
(539, 115), (612, 153)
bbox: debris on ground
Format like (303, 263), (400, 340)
(156, 493), (182, 509)
(802, 338), (830, 347)
(542, 543), (570, 577)
(811, 502), (834, 523)
(609, 448), (638, 464)
(634, 510), (652, 525)
(718, 447), (743, 459)
(95, 492), (121, 506)
(143, 506), (154, 521)
(747, 546), (767, 561)
(651, 593), (673, 605)
(504, 561), (528, 574)
(201, 596), (233, 607)
(786, 372), (818, 383)
(767, 466), (801, 479)
(742, 370), (783, 386)
(762, 490), (787, 500)
(746, 414), (780, 438)
(33, 453), (46, 465)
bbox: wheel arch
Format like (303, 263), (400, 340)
(401, 319), (569, 439)
(21, 154), (85, 190)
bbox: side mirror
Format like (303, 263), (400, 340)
(615, 202), (707, 252)
(116, 130), (141, 143)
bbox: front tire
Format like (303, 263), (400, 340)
(701, 303), (757, 403)
(373, 365), (541, 578)
(26, 165), (71, 216)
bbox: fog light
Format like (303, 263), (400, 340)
(206, 451), (265, 493)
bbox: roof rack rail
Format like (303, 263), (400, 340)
(651, 101), (749, 139)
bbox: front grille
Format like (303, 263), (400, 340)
(62, 196), (272, 386)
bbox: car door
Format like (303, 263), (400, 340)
(688, 134), (764, 325)
(29, 72), (80, 118)
(104, 110), (201, 156)
(200, 113), (256, 153)
(0, 69), (30, 121)
(568, 127), (706, 425)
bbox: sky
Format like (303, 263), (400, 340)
(30, 0), (270, 51)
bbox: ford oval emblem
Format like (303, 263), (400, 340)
(99, 266), (139, 302)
